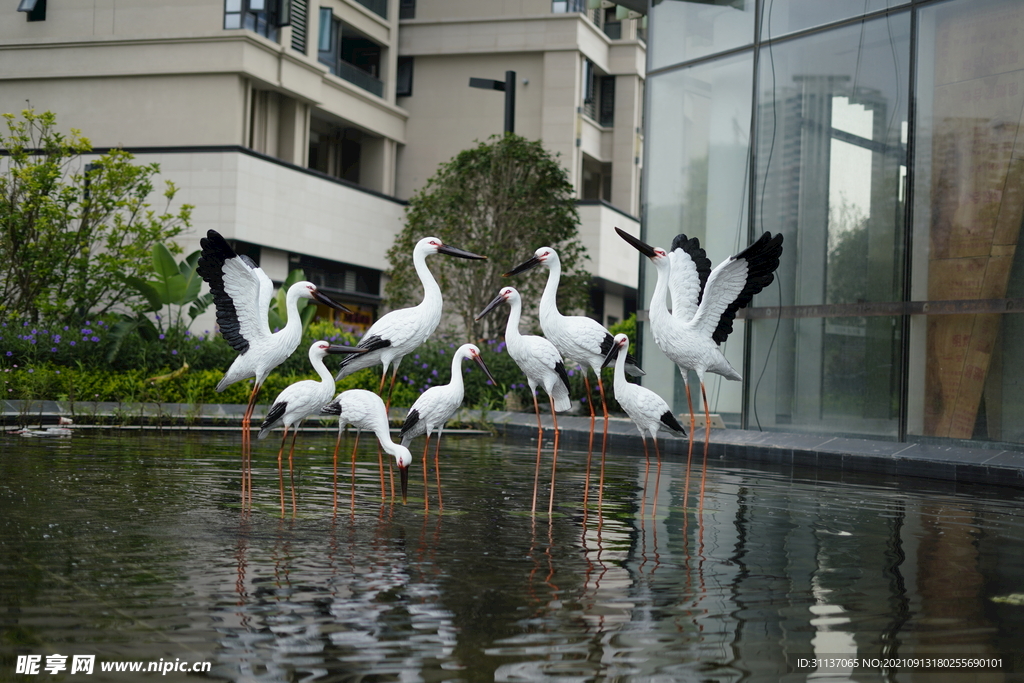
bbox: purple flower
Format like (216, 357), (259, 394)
(5, 351), (11, 357)
(70, 341), (76, 347)
(50, 347), (57, 353)
(421, 363), (428, 369)
(53, 334), (61, 343)
(414, 354), (420, 360)
(431, 369), (438, 377)
(172, 349), (178, 355)
(159, 334), (165, 340)
(567, 369), (575, 377)
(27, 368), (33, 374)
(91, 336), (99, 342)
(63, 325), (69, 331)
(496, 341), (506, 353)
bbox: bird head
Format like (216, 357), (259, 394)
(393, 445), (412, 503)
(503, 247), (556, 276)
(293, 281), (352, 313)
(475, 286), (516, 321)
(463, 343), (498, 385)
(309, 341), (367, 361)
(602, 333), (630, 369)
(417, 236), (487, 261)
(615, 227), (667, 266)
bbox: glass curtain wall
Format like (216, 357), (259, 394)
(643, 0), (1024, 445)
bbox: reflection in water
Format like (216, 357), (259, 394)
(2, 432), (1023, 681)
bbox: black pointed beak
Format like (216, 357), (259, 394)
(326, 345), (367, 355)
(399, 465), (409, 504)
(312, 289), (352, 313)
(615, 227), (657, 259)
(474, 354), (498, 385)
(475, 293), (506, 321)
(503, 255), (542, 277)
(438, 243), (487, 260)
(601, 342), (621, 370)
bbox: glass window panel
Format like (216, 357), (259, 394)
(649, 0), (756, 70)
(642, 52), (754, 423)
(908, 0), (1024, 442)
(225, 0), (242, 12)
(761, 0), (910, 40)
(224, 13), (242, 29)
(750, 12), (910, 437)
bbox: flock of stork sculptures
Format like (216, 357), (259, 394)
(196, 227), (783, 519)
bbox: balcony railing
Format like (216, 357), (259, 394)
(335, 60), (384, 97)
(353, 0), (387, 19)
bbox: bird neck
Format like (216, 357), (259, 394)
(614, 346), (628, 389)
(279, 285), (305, 341)
(504, 296), (524, 346)
(448, 351), (467, 392)
(309, 352), (335, 387)
(538, 261), (563, 327)
(413, 248), (442, 308)
(375, 428), (400, 458)
(649, 260), (671, 327)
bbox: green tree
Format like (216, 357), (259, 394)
(386, 134), (589, 340)
(0, 109), (193, 324)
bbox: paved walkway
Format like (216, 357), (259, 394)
(5, 400), (1024, 490)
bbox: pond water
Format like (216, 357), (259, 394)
(2, 430), (1024, 682)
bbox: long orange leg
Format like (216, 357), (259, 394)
(683, 378), (695, 514)
(547, 401), (560, 517)
(332, 428), (343, 513)
(596, 376), (610, 513)
(422, 434), (431, 514)
(582, 372), (595, 512)
(433, 433), (444, 511)
(288, 427), (300, 516)
(350, 431), (361, 511)
(640, 436), (650, 518)
(699, 382), (710, 511)
(652, 437), (662, 519)
(531, 393), (542, 516)
(241, 384), (261, 509)
(276, 425), (289, 518)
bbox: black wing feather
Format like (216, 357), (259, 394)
(196, 229), (250, 355)
(553, 361), (571, 395)
(261, 401), (287, 431)
(712, 232), (784, 345)
(400, 408), (420, 438)
(660, 410), (686, 435)
(338, 334), (391, 370)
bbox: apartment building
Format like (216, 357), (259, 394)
(1, 0), (646, 333)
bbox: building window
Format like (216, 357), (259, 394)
(582, 61), (614, 126)
(396, 57), (414, 97)
(224, 0), (289, 40)
(399, 0), (416, 20)
(318, 9), (385, 98)
(17, 0), (46, 21)
(552, 0), (585, 13)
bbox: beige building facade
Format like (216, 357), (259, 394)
(1, 0), (645, 333)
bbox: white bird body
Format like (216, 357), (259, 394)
(604, 334), (685, 441)
(335, 237), (486, 383)
(617, 228), (783, 387)
(478, 287), (571, 412)
(322, 389), (413, 501)
(257, 342), (349, 439)
(477, 286), (571, 515)
(400, 343), (496, 446)
(197, 230), (349, 392)
(507, 247), (643, 378)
